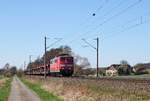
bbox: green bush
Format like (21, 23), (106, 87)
(118, 65), (132, 75)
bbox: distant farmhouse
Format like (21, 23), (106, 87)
(133, 63), (150, 75)
(106, 64), (132, 76)
(106, 64), (120, 76)
(98, 62), (150, 77)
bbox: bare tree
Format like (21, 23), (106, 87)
(120, 60), (129, 65)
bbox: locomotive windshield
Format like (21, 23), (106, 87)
(60, 57), (73, 63)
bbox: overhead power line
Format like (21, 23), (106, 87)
(67, 0), (142, 45)
(62, 0), (109, 46)
(85, 0), (125, 29)
(85, 15), (144, 39)
(103, 16), (150, 40)
(79, 0), (108, 27)
(83, 0), (142, 37)
(46, 38), (63, 49)
(82, 38), (96, 50)
(95, 12), (150, 38)
(85, 13), (150, 40)
(95, 0), (142, 27)
(94, 0), (109, 13)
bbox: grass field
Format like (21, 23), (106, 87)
(0, 75), (3, 79)
(0, 78), (12, 101)
(21, 78), (64, 101)
(25, 76), (150, 101)
(110, 74), (150, 79)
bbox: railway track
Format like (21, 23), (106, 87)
(29, 75), (150, 84)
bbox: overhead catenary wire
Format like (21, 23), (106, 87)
(102, 16), (150, 41)
(96, 13), (150, 40)
(94, 0), (109, 13)
(94, 12), (150, 39)
(46, 38), (63, 49)
(80, 0), (109, 27)
(79, 16), (150, 73)
(79, 0), (126, 39)
(84, 15), (144, 39)
(82, 38), (96, 50)
(67, 0), (142, 45)
(81, 0), (142, 39)
(84, 13), (150, 40)
(62, 0), (109, 45)
(84, 0), (125, 30)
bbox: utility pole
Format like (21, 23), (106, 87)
(82, 37), (99, 77)
(44, 36), (47, 79)
(44, 36), (62, 79)
(24, 61), (26, 71)
(29, 55), (32, 76)
(96, 37), (99, 78)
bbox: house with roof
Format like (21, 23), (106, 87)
(106, 64), (120, 76)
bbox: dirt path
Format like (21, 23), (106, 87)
(8, 76), (41, 101)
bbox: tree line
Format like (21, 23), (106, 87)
(27, 45), (93, 76)
(0, 63), (17, 77)
(27, 46), (150, 76)
(0, 45), (149, 77)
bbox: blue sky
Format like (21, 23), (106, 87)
(0, 0), (150, 68)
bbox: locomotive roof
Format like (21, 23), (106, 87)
(56, 53), (71, 57)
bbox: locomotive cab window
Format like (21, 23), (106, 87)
(60, 57), (65, 61)
(60, 57), (73, 63)
(67, 57), (73, 63)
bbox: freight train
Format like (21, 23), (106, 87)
(25, 54), (74, 76)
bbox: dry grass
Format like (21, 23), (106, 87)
(25, 76), (150, 101)
(21, 78), (63, 101)
(0, 78), (6, 87)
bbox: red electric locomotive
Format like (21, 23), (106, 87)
(25, 54), (74, 77)
(49, 54), (74, 76)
